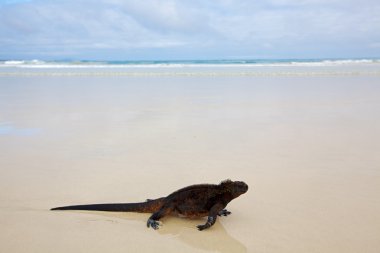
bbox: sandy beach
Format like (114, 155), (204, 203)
(1, 64), (380, 253)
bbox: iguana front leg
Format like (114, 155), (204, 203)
(197, 203), (225, 231)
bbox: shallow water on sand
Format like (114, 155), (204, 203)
(1, 66), (380, 253)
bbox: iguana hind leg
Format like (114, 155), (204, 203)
(146, 204), (173, 230)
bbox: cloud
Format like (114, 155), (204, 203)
(0, 0), (379, 59)
(0, 0), (31, 5)
(0, 1), (217, 57)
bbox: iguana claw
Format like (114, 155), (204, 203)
(147, 218), (161, 230)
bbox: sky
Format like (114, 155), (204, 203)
(0, 0), (380, 60)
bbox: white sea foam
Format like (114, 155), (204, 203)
(2, 59), (45, 66)
(3, 60), (26, 65)
(289, 59), (378, 66)
(0, 59), (379, 69)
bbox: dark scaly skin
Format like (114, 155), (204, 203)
(51, 179), (248, 231)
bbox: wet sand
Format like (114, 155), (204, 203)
(1, 65), (380, 252)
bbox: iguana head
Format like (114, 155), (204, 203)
(220, 179), (249, 198)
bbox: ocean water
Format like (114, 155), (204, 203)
(0, 58), (379, 68)
(1, 58), (379, 77)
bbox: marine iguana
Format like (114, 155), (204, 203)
(51, 179), (248, 231)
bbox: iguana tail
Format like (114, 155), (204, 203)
(50, 198), (164, 213)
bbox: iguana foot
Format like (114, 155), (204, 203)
(147, 218), (161, 230)
(197, 216), (216, 231)
(197, 224), (208, 231)
(218, 209), (231, 216)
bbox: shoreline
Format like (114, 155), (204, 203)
(1, 63), (380, 77)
